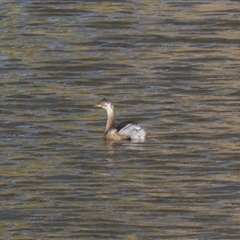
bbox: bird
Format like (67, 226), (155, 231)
(95, 98), (147, 141)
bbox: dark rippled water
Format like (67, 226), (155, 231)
(1, 1), (240, 239)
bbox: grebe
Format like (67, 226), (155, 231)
(95, 98), (147, 141)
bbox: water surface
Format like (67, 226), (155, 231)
(1, 1), (240, 239)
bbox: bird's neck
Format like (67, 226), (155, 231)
(106, 108), (115, 132)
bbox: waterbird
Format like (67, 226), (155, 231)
(95, 98), (147, 141)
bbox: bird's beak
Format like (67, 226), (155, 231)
(94, 103), (102, 108)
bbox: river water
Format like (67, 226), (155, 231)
(1, 1), (240, 239)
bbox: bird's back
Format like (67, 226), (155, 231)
(117, 122), (147, 141)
